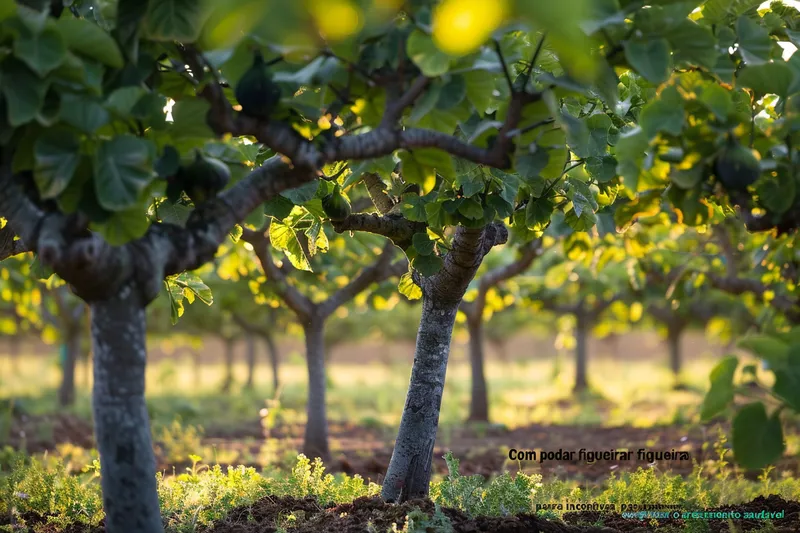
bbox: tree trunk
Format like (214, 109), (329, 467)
(381, 296), (459, 502)
(302, 318), (330, 461)
(574, 313), (589, 393)
(82, 306), (91, 388)
(244, 333), (256, 390)
(220, 337), (234, 394)
(90, 285), (163, 533)
(8, 333), (19, 375)
(667, 324), (684, 388)
(191, 349), (201, 388)
(263, 330), (280, 393)
(491, 340), (509, 363)
(58, 328), (80, 407)
(467, 317), (489, 422)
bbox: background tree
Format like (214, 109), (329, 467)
(525, 232), (631, 393)
(243, 225), (405, 461)
(458, 237), (542, 422)
(635, 222), (761, 386)
(0, 254), (88, 406)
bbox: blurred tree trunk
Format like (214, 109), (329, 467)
(220, 337), (235, 394)
(490, 339), (509, 363)
(667, 323), (685, 388)
(244, 333), (257, 390)
(8, 329), (20, 375)
(191, 348), (201, 388)
(58, 327), (80, 407)
(574, 312), (589, 393)
(263, 330), (279, 392)
(466, 316), (489, 422)
(53, 287), (86, 407)
(303, 318), (329, 461)
(91, 285), (163, 533)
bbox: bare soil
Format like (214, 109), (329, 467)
(8, 413), (800, 482)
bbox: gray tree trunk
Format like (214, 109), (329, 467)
(263, 330), (280, 392)
(58, 328), (80, 407)
(244, 333), (256, 390)
(381, 296), (459, 502)
(574, 313), (589, 393)
(220, 337), (234, 394)
(302, 319), (329, 461)
(467, 317), (489, 422)
(90, 285), (163, 533)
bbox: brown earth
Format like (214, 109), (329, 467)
(7, 495), (800, 532)
(7, 413), (800, 483)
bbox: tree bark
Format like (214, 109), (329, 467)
(263, 330), (280, 393)
(220, 337), (234, 394)
(574, 313), (589, 393)
(380, 224), (507, 503)
(58, 327), (80, 407)
(244, 333), (256, 390)
(90, 284), (163, 533)
(302, 318), (330, 461)
(381, 296), (459, 502)
(466, 317), (489, 422)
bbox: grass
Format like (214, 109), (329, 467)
(2, 448), (800, 532)
(0, 350), (730, 431)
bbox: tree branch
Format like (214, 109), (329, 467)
(231, 311), (276, 338)
(318, 241), (401, 317)
(330, 213), (426, 249)
(467, 239), (543, 319)
(241, 228), (315, 320)
(730, 190), (800, 234)
(647, 303), (682, 327)
(363, 173), (395, 215)
(197, 50), (539, 173)
(0, 151), (316, 304)
(714, 223), (740, 278)
(707, 273), (800, 323)
(539, 298), (580, 315)
(0, 224), (30, 261)
(425, 223), (509, 305)
(382, 75), (429, 128)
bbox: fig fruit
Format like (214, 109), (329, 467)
(714, 142), (761, 191)
(176, 151), (231, 205)
(322, 184), (351, 221)
(235, 52), (282, 119)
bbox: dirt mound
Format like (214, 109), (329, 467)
(7, 412), (94, 451)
